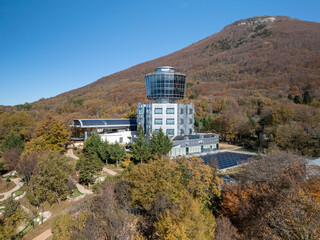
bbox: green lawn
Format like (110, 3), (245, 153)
(70, 187), (83, 198)
(13, 189), (25, 197)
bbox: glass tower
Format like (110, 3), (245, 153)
(138, 66), (194, 136)
(145, 66), (186, 103)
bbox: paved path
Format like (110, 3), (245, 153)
(66, 148), (79, 160)
(76, 183), (93, 195)
(102, 167), (118, 176)
(32, 229), (52, 240)
(0, 178), (23, 201)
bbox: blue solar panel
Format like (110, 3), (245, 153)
(78, 119), (137, 127)
(201, 152), (254, 170)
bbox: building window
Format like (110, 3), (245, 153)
(166, 108), (174, 114)
(166, 118), (175, 125)
(154, 129), (160, 134)
(119, 137), (123, 143)
(180, 108), (184, 114)
(166, 129), (174, 135)
(180, 119), (184, 124)
(189, 128), (193, 134)
(189, 118), (193, 124)
(189, 109), (193, 114)
(154, 118), (162, 125)
(154, 108), (163, 114)
(180, 129), (184, 135)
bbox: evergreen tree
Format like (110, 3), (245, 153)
(131, 126), (151, 163)
(84, 133), (108, 163)
(76, 153), (104, 185)
(0, 132), (24, 156)
(293, 95), (302, 104)
(108, 142), (125, 167)
(150, 128), (173, 157)
(303, 91), (313, 105)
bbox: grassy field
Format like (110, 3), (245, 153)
(0, 179), (15, 193)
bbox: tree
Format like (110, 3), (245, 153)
(2, 148), (23, 170)
(131, 126), (151, 163)
(177, 156), (221, 211)
(31, 151), (73, 205)
(125, 157), (185, 211)
(84, 133), (108, 162)
(17, 152), (39, 184)
(303, 90), (313, 105)
(214, 216), (240, 240)
(150, 128), (173, 157)
(0, 197), (25, 239)
(33, 115), (70, 152)
(76, 153), (104, 185)
(108, 142), (125, 167)
(0, 132), (24, 156)
(293, 95), (302, 104)
(22, 136), (49, 157)
(155, 194), (216, 240)
(275, 122), (309, 153)
(68, 181), (134, 240)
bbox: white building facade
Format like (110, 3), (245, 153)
(137, 103), (194, 136)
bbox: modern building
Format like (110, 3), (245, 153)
(137, 66), (194, 136)
(137, 66), (219, 157)
(72, 119), (137, 144)
(170, 134), (219, 157)
(71, 66), (219, 156)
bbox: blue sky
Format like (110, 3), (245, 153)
(0, 0), (319, 106)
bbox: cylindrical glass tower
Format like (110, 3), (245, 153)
(145, 66), (186, 103)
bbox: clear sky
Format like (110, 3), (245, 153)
(0, 0), (319, 106)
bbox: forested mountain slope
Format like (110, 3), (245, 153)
(17, 16), (320, 119)
(1, 15), (320, 155)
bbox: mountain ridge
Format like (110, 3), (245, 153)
(3, 15), (320, 123)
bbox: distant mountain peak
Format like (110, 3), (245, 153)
(235, 16), (277, 26)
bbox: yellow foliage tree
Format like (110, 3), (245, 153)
(33, 115), (70, 152)
(155, 194), (216, 240)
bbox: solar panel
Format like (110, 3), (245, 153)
(201, 152), (254, 170)
(77, 119), (137, 127)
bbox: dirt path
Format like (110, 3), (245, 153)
(66, 148), (79, 160)
(102, 167), (118, 176)
(219, 143), (243, 150)
(0, 178), (23, 201)
(32, 229), (52, 240)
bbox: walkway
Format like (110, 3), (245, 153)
(76, 183), (93, 195)
(32, 229), (52, 240)
(102, 167), (118, 176)
(0, 178), (24, 201)
(66, 148), (79, 160)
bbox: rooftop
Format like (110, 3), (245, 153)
(73, 119), (137, 128)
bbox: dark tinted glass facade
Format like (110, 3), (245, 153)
(145, 73), (186, 102)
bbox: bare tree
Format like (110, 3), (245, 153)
(215, 216), (241, 240)
(17, 152), (39, 184)
(2, 148), (22, 170)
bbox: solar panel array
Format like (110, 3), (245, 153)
(79, 119), (137, 127)
(201, 152), (254, 169)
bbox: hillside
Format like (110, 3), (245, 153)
(1, 15), (320, 155)
(19, 15), (318, 121)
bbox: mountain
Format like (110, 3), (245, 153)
(5, 16), (320, 123)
